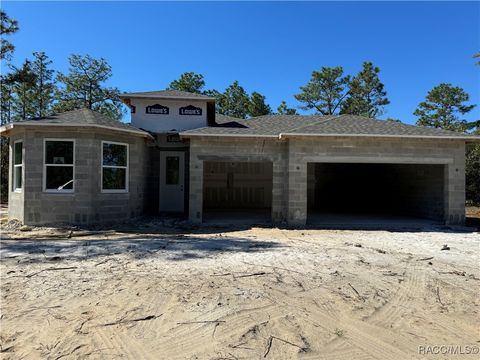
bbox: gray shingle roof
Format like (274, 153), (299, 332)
(120, 89), (214, 101)
(9, 109), (150, 137)
(181, 114), (480, 140)
(214, 113), (242, 125)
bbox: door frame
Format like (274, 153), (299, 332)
(159, 150), (186, 213)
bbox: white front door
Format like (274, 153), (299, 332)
(159, 151), (185, 212)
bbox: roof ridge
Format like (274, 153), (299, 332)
(82, 108), (97, 124)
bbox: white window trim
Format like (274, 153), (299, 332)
(13, 139), (23, 192)
(101, 140), (129, 193)
(43, 138), (75, 193)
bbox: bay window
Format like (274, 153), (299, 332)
(13, 140), (23, 191)
(44, 139), (75, 192)
(101, 141), (128, 192)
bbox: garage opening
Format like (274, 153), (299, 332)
(307, 163), (445, 226)
(203, 161), (273, 224)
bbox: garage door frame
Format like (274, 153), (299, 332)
(288, 154), (454, 226)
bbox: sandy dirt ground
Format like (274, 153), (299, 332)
(0, 220), (479, 360)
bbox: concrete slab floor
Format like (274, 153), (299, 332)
(307, 211), (444, 230)
(203, 209), (271, 225)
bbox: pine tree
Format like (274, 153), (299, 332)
(295, 66), (350, 115)
(276, 101), (297, 115)
(413, 83), (476, 132)
(340, 62), (390, 118)
(0, 10), (19, 60)
(168, 72), (205, 93)
(31, 52), (56, 118)
(55, 54), (124, 119)
(11, 60), (36, 120)
(248, 91), (272, 117)
(216, 81), (250, 119)
(0, 74), (15, 124)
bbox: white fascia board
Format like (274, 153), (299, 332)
(179, 132), (278, 139)
(120, 95), (214, 102)
(279, 132), (480, 142)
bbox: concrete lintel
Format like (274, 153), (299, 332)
(198, 155), (273, 163)
(300, 156), (453, 165)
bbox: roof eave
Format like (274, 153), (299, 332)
(1, 122), (153, 139)
(180, 131), (480, 141)
(179, 132), (278, 139)
(119, 94), (215, 102)
(278, 132), (480, 141)
(0, 123), (14, 135)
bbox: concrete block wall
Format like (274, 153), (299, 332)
(444, 143), (466, 225)
(91, 131), (149, 224)
(188, 137), (288, 223)
(188, 136), (466, 226)
(145, 145), (160, 214)
(9, 127), (466, 227)
(287, 137), (466, 226)
(395, 164), (445, 220)
(8, 126), (150, 226)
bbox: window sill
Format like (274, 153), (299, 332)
(101, 190), (129, 194)
(43, 190), (75, 194)
(13, 189), (22, 193)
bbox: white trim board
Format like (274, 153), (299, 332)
(43, 138), (76, 193)
(100, 140), (129, 193)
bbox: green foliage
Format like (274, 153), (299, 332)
(248, 91), (272, 117)
(169, 73), (273, 118)
(0, 10), (19, 60)
(0, 10), (18, 202)
(31, 52), (56, 118)
(384, 117), (402, 123)
(413, 83), (476, 132)
(10, 60), (36, 120)
(340, 62), (390, 118)
(0, 74), (16, 124)
(168, 72), (205, 94)
(466, 144), (480, 205)
(474, 52), (480, 66)
(414, 82), (478, 204)
(277, 100), (297, 115)
(203, 89), (223, 112)
(55, 54), (124, 120)
(216, 80), (250, 119)
(295, 66), (350, 115)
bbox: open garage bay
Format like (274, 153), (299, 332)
(307, 163), (445, 227)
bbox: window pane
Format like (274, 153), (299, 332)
(46, 141), (74, 164)
(14, 166), (22, 190)
(46, 166), (73, 190)
(166, 156), (179, 185)
(14, 142), (22, 165)
(103, 143), (127, 166)
(103, 168), (126, 190)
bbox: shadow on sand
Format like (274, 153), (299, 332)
(0, 235), (285, 264)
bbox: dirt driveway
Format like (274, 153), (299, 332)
(1, 222), (479, 359)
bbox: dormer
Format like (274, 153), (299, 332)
(119, 90), (216, 133)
